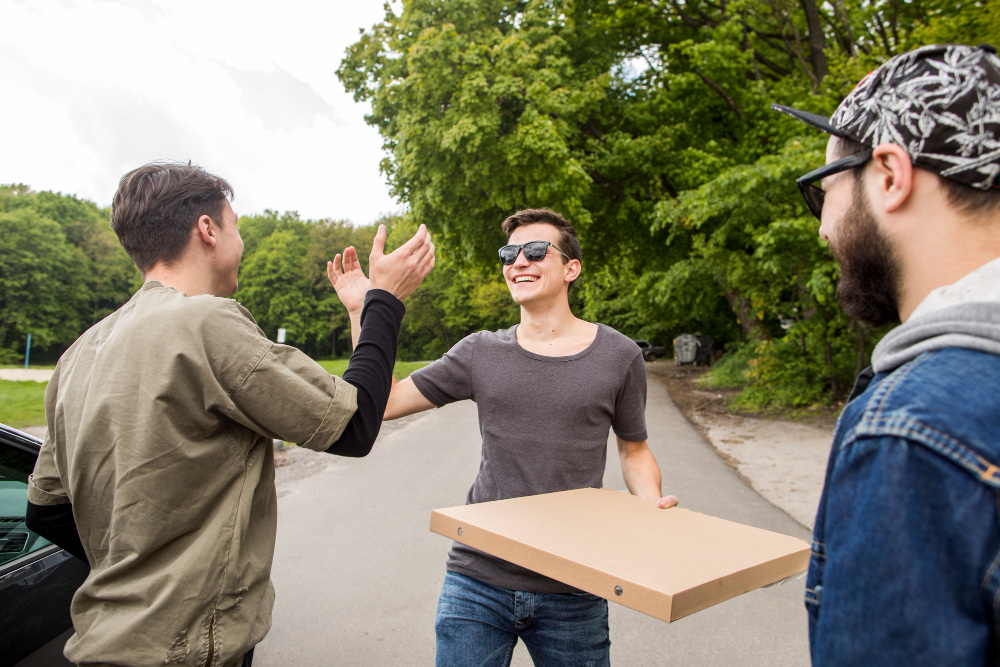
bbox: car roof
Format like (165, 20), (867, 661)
(0, 423), (42, 455)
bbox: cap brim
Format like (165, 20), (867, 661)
(770, 104), (849, 138)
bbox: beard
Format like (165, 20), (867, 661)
(828, 182), (901, 326)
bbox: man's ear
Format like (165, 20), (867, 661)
(564, 259), (581, 282)
(196, 214), (219, 248)
(870, 143), (914, 214)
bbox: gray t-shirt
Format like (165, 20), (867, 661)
(410, 323), (647, 593)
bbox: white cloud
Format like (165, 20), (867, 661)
(0, 0), (399, 225)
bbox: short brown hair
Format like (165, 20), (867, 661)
(834, 137), (1000, 216)
(500, 208), (582, 264)
(111, 162), (234, 274)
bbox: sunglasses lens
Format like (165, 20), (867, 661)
(523, 242), (548, 261)
(499, 245), (519, 265)
(806, 184), (825, 220)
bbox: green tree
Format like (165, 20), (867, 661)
(339, 0), (988, 408)
(0, 208), (78, 362)
(0, 185), (138, 363)
(237, 226), (323, 349)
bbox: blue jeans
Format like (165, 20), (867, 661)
(435, 571), (611, 667)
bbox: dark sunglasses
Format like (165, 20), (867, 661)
(797, 149), (873, 220)
(498, 240), (570, 265)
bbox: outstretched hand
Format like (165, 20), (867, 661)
(328, 245), (370, 316)
(328, 224), (436, 314)
(368, 223), (435, 301)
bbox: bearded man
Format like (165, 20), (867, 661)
(772, 43), (1000, 665)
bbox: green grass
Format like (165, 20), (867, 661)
(0, 380), (48, 428)
(0, 365), (56, 370)
(316, 359), (430, 380)
(0, 360), (432, 430)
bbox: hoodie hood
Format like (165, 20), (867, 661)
(871, 256), (1000, 373)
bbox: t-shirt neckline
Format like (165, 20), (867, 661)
(510, 323), (604, 362)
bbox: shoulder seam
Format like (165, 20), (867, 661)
(228, 341), (275, 404)
(850, 418), (1000, 489)
(870, 352), (933, 424)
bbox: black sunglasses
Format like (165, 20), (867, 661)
(796, 149), (873, 220)
(498, 240), (570, 265)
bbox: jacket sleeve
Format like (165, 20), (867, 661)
(812, 434), (999, 665)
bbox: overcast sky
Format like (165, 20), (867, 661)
(1, 0), (399, 225)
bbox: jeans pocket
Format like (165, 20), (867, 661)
(570, 590), (601, 601)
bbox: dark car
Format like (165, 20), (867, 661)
(0, 423), (88, 666)
(633, 339), (667, 362)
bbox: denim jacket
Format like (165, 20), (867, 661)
(807, 348), (1000, 665)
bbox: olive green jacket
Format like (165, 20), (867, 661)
(28, 282), (357, 666)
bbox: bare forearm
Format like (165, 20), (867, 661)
(384, 376), (436, 420)
(621, 447), (662, 501)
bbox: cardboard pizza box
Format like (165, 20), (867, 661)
(429, 487), (809, 622)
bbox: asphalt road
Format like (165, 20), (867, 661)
(255, 373), (812, 666)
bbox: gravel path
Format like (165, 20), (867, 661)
(0, 369), (53, 382)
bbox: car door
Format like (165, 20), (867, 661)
(0, 425), (88, 666)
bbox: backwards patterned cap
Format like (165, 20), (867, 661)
(772, 44), (1000, 190)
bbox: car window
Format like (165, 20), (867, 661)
(0, 444), (52, 566)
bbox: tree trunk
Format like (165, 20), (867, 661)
(825, 338), (838, 396)
(331, 327), (338, 358)
(834, 0), (856, 55)
(437, 317), (451, 352)
(798, 0), (828, 87)
(0, 311), (10, 352)
(724, 290), (773, 341)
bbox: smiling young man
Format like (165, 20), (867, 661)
(329, 208), (676, 666)
(772, 44), (1000, 665)
(24, 162), (434, 667)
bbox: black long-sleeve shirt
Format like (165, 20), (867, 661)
(326, 289), (405, 456)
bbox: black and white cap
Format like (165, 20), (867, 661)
(772, 44), (1000, 190)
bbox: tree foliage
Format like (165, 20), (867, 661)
(0, 186), (139, 363)
(339, 0), (998, 408)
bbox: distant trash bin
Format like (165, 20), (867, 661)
(695, 335), (715, 366)
(673, 334), (699, 365)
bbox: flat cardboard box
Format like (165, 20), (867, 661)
(430, 488), (809, 622)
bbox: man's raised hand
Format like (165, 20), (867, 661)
(368, 223), (435, 301)
(328, 245), (370, 316)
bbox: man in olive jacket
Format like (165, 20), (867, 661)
(26, 162), (435, 667)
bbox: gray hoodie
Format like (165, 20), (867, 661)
(871, 256), (1000, 374)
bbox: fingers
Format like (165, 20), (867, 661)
(408, 235), (434, 266)
(345, 246), (360, 273)
(395, 224), (429, 255)
(658, 495), (680, 509)
(370, 224), (387, 259)
(328, 255), (343, 285)
(419, 241), (436, 278)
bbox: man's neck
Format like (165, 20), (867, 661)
(517, 299), (578, 340)
(515, 298), (598, 357)
(145, 262), (220, 298)
(896, 228), (1000, 322)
